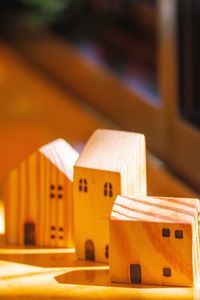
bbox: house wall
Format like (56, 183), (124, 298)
(5, 151), (74, 248)
(110, 220), (193, 286)
(121, 141), (147, 196)
(74, 166), (121, 262)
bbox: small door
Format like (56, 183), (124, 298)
(24, 222), (36, 245)
(130, 264), (142, 284)
(85, 239), (95, 261)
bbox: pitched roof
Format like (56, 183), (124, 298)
(39, 139), (79, 181)
(111, 195), (199, 224)
(75, 129), (145, 172)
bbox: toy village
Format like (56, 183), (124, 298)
(4, 129), (200, 287)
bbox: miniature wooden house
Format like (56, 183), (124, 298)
(4, 139), (79, 247)
(73, 129), (147, 263)
(110, 195), (200, 287)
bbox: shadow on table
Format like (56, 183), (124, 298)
(0, 247), (104, 268)
(55, 267), (196, 294)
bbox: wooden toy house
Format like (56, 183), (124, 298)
(4, 139), (79, 247)
(73, 129), (147, 263)
(110, 195), (200, 287)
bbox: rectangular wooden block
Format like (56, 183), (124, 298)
(110, 195), (200, 287)
(74, 129), (147, 263)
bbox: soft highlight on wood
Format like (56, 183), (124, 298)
(4, 139), (79, 248)
(110, 195), (200, 287)
(74, 129), (147, 263)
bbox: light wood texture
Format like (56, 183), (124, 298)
(0, 245), (199, 299)
(74, 129), (147, 263)
(110, 195), (200, 287)
(4, 139), (79, 248)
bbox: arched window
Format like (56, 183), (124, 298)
(79, 178), (88, 192)
(105, 244), (109, 259)
(104, 182), (113, 197)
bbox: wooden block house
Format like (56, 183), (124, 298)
(110, 195), (200, 287)
(4, 139), (79, 247)
(73, 129), (147, 263)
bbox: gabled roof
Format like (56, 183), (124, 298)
(39, 139), (79, 181)
(75, 129), (145, 172)
(111, 195), (199, 224)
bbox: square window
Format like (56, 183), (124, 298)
(175, 230), (183, 239)
(162, 228), (170, 237)
(163, 267), (171, 277)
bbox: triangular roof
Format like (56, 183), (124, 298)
(39, 139), (79, 181)
(75, 129), (145, 172)
(111, 195), (199, 224)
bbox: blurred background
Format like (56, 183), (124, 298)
(0, 0), (200, 207)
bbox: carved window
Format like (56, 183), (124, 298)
(163, 267), (171, 277)
(50, 184), (55, 199)
(175, 230), (183, 239)
(79, 178), (88, 192)
(50, 226), (64, 240)
(104, 182), (113, 197)
(50, 185), (64, 199)
(162, 228), (170, 237)
(105, 244), (109, 259)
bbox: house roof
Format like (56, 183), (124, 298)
(111, 195), (199, 224)
(39, 139), (79, 181)
(75, 129), (145, 172)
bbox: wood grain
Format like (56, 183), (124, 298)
(4, 139), (79, 248)
(110, 195), (200, 287)
(74, 129), (147, 263)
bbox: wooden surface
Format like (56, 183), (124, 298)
(4, 139), (78, 247)
(0, 245), (199, 300)
(110, 195), (200, 287)
(0, 42), (199, 298)
(74, 129), (146, 263)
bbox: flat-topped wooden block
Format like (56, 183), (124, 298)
(110, 195), (200, 287)
(4, 139), (79, 248)
(74, 129), (147, 263)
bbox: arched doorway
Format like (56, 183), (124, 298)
(85, 239), (95, 261)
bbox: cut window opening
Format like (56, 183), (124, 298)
(163, 267), (171, 277)
(175, 230), (183, 239)
(162, 228), (170, 237)
(58, 185), (63, 190)
(79, 178), (88, 192)
(50, 185), (55, 190)
(104, 182), (113, 197)
(51, 235), (55, 239)
(105, 244), (109, 259)
(50, 193), (55, 199)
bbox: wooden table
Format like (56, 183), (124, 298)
(0, 246), (198, 299)
(0, 43), (198, 299)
